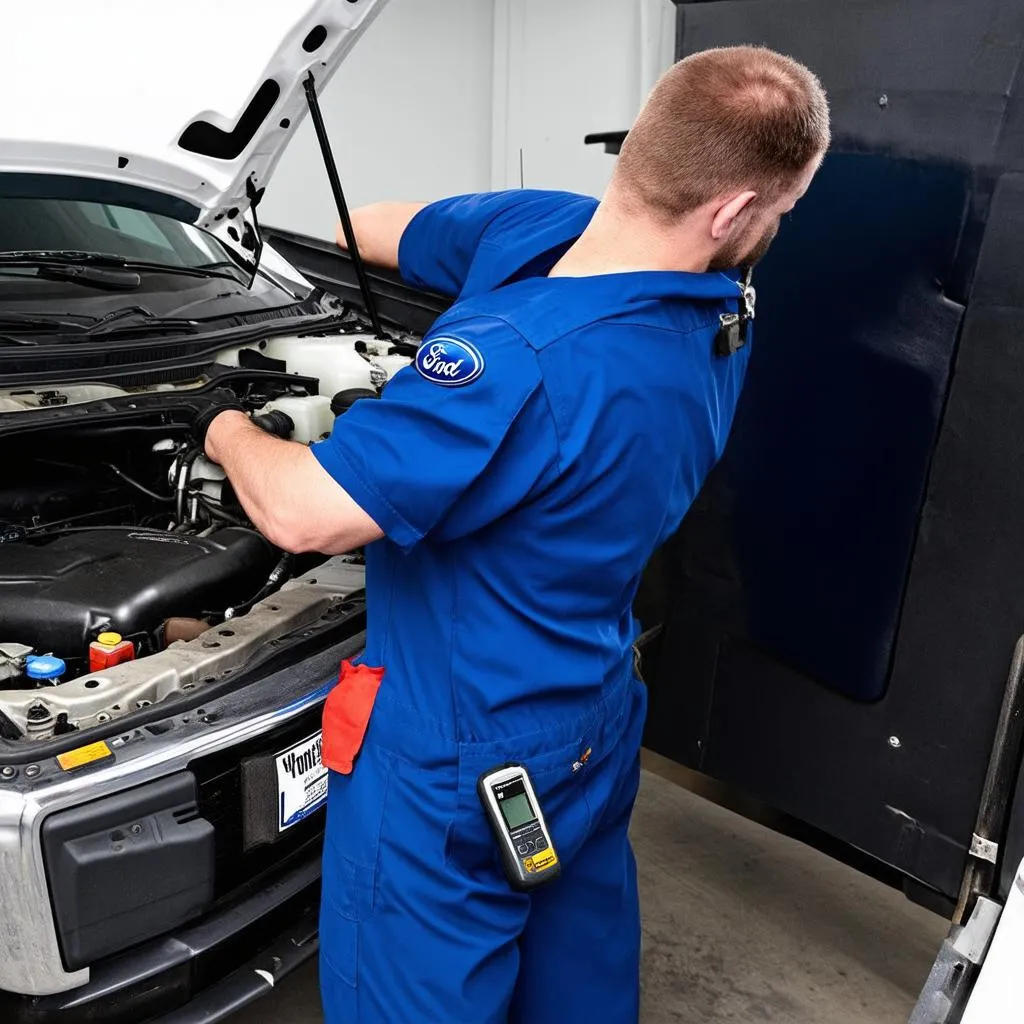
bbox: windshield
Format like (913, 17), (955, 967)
(0, 197), (236, 270)
(0, 193), (322, 344)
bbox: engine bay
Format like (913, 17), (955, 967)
(0, 320), (414, 742)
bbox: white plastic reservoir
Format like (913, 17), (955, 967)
(215, 333), (388, 397)
(258, 395), (336, 445)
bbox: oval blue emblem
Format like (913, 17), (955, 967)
(414, 336), (485, 388)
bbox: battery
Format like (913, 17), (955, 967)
(88, 632), (135, 673)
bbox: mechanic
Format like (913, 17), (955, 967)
(198, 45), (829, 1024)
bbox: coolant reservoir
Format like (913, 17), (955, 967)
(218, 336), (378, 396)
(372, 353), (413, 382)
(89, 632), (135, 673)
(258, 395), (335, 445)
(187, 456), (227, 503)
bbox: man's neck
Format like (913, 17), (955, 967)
(548, 197), (710, 278)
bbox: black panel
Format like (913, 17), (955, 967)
(41, 772), (214, 970)
(675, 0), (1024, 171)
(893, 174), (1024, 886)
(645, 0), (1024, 899)
(725, 153), (966, 700)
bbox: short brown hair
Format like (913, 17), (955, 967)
(615, 46), (830, 218)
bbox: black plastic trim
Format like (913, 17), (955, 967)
(0, 310), (353, 388)
(263, 226), (451, 335)
(0, 848), (321, 1024)
(153, 902), (318, 1024)
(41, 773), (215, 971)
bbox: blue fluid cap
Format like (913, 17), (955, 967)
(25, 655), (66, 681)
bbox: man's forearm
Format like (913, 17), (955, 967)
(337, 202), (427, 268)
(205, 412), (383, 554)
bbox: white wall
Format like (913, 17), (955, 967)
(492, 0), (677, 197)
(261, 0), (496, 241)
(262, 0), (679, 238)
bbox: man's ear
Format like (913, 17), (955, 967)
(711, 191), (757, 241)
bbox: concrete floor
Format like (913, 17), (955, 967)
(235, 762), (947, 1024)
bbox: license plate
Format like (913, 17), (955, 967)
(275, 731), (328, 832)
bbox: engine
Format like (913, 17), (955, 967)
(0, 327), (414, 742)
(0, 527), (278, 684)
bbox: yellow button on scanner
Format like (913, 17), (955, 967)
(524, 849), (559, 874)
(56, 740), (114, 772)
(96, 632), (123, 647)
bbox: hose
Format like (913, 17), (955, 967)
(106, 463), (174, 503)
(175, 448), (202, 524)
(224, 553), (294, 620)
(193, 495), (249, 528)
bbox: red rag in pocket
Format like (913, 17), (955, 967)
(322, 660), (385, 775)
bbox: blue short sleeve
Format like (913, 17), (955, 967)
(397, 193), (519, 297)
(396, 190), (596, 299)
(310, 317), (557, 551)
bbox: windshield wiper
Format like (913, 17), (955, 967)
(126, 259), (243, 283)
(0, 311), (93, 333)
(194, 260), (246, 279)
(0, 306), (200, 345)
(0, 251), (243, 284)
(80, 305), (199, 338)
(0, 312), (95, 347)
(0, 310), (98, 346)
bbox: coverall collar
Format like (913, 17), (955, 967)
(476, 268), (745, 352)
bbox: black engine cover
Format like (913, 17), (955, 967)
(0, 527), (276, 660)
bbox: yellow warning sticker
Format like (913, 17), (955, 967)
(57, 741), (113, 772)
(524, 849), (559, 873)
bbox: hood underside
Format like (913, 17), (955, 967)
(0, 0), (388, 262)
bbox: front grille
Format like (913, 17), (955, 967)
(191, 704), (327, 903)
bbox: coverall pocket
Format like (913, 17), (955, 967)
(323, 749), (393, 915)
(447, 731), (597, 876)
(321, 661), (390, 929)
(320, 867), (363, 989)
(321, 746), (392, 989)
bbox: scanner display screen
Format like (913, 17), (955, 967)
(498, 790), (535, 830)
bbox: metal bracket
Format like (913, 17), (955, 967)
(970, 833), (999, 865)
(952, 895), (1002, 963)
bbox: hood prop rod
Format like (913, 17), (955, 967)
(303, 72), (386, 340)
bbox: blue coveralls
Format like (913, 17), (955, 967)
(310, 189), (751, 1023)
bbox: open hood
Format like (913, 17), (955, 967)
(0, 0), (389, 266)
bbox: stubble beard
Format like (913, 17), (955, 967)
(708, 220), (779, 272)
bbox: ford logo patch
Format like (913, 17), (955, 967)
(414, 337), (485, 388)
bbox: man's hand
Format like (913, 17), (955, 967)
(204, 411), (383, 554)
(179, 387), (245, 450)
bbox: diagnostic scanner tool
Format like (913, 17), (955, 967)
(478, 763), (560, 890)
